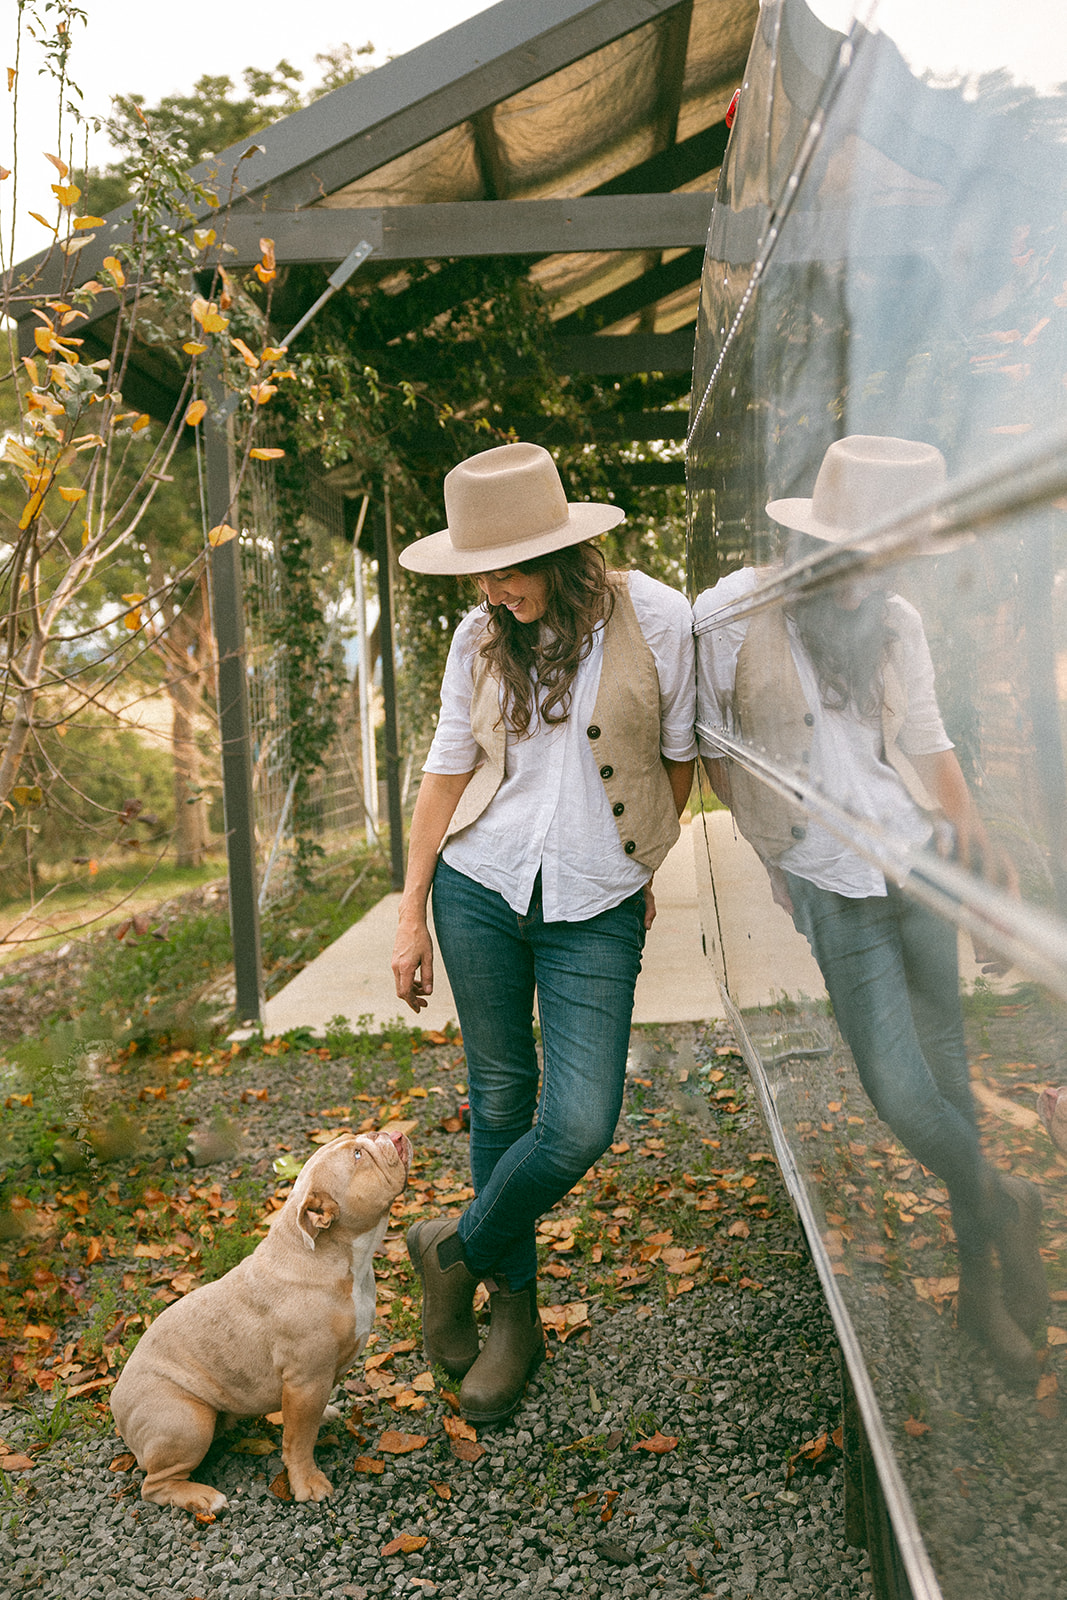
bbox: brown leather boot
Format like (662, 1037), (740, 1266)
(957, 1251), (1040, 1386)
(406, 1217), (480, 1378)
(459, 1281), (545, 1424)
(993, 1175), (1050, 1338)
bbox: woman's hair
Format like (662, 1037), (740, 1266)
(783, 532), (894, 716)
(788, 588), (892, 717)
(475, 542), (615, 736)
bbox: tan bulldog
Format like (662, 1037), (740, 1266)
(111, 1128), (411, 1513)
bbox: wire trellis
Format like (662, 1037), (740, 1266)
(239, 465), (372, 907)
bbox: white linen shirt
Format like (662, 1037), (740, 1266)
(424, 569), (697, 921)
(694, 567), (953, 898)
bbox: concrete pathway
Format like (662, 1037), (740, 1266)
(260, 812), (825, 1037)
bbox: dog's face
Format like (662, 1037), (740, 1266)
(293, 1129), (412, 1250)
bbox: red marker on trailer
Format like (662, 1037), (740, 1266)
(725, 88), (740, 128)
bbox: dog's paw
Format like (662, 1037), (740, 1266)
(291, 1469), (333, 1503)
(144, 1480), (228, 1515)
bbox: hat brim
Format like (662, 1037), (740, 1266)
(399, 502), (626, 575)
(765, 497), (853, 543)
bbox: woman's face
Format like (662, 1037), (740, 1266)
(476, 567), (549, 624)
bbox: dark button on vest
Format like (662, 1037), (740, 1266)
(803, 712), (815, 727)
(587, 725), (601, 739)
(600, 764), (613, 780)
(624, 840), (637, 854)
(791, 824), (806, 839)
(613, 802), (625, 816)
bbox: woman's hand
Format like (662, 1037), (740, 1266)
(643, 880), (657, 930)
(392, 912), (435, 1013)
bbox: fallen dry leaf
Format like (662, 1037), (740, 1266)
(381, 1533), (428, 1557)
(108, 1453), (137, 1472)
(539, 1302), (591, 1341)
(442, 1414), (478, 1443)
(270, 1469), (292, 1500)
(378, 1430), (428, 1455)
(353, 1456), (385, 1474)
(449, 1436), (486, 1463)
(903, 1417), (930, 1438)
(632, 1431), (678, 1455)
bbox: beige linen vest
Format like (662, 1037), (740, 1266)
(730, 604), (937, 863)
(442, 576), (680, 871)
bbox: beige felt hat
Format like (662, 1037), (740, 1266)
(398, 441), (626, 575)
(766, 435), (947, 543)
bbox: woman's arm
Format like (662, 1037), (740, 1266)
(664, 757), (695, 817)
(391, 770), (475, 1012)
(909, 749), (1017, 891)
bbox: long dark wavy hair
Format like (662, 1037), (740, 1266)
(785, 533), (894, 717)
(474, 541), (615, 736)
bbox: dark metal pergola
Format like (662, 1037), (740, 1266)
(8, 0), (757, 1021)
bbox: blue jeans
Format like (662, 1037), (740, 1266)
(786, 872), (993, 1258)
(431, 858), (647, 1288)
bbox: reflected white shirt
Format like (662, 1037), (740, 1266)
(694, 567), (952, 898)
(425, 569), (697, 921)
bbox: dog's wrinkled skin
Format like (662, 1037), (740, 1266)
(111, 1129), (411, 1513)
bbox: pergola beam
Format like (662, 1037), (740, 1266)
(205, 195), (712, 269)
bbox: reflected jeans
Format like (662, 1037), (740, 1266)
(431, 857), (646, 1289)
(785, 872), (993, 1258)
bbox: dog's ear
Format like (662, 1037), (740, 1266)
(296, 1190), (340, 1250)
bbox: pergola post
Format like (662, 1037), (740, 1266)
(374, 483), (406, 891)
(205, 376), (264, 1025)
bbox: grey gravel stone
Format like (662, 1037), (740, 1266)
(0, 1023), (872, 1599)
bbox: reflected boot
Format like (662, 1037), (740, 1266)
(992, 1174), (1050, 1339)
(956, 1250), (1040, 1386)
(406, 1217), (480, 1378)
(459, 1280), (546, 1425)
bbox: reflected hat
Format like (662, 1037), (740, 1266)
(398, 442), (626, 575)
(766, 435), (947, 543)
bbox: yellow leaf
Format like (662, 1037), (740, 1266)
(18, 487), (48, 529)
(102, 256), (126, 287)
(259, 237), (276, 269)
(261, 346), (288, 362)
(191, 295), (228, 333)
(249, 447), (285, 460)
(192, 228), (217, 250)
(29, 212), (58, 233)
(52, 182), (81, 207)
(231, 337), (259, 369)
(182, 341), (208, 356)
(131, 414), (151, 432)
(0, 166), (8, 181)
(184, 400), (207, 427)
(122, 592), (146, 605)
(58, 486), (86, 503)
(74, 215), (105, 230)
(6, 68), (14, 92)
(124, 609), (143, 631)
(253, 263), (276, 284)
(248, 383), (278, 406)
(45, 153), (69, 177)
(207, 523), (238, 547)
(21, 356), (41, 385)
(34, 327), (56, 353)
(11, 786), (43, 808)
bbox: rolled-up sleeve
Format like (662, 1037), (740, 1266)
(422, 611), (484, 775)
(628, 572), (697, 762)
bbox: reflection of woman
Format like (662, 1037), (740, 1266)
(392, 442), (695, 1421)
(695, 435), (1047, 1381)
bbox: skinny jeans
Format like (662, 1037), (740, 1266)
(431, 857), (646, 1289)
(785, 872), (995, 1258)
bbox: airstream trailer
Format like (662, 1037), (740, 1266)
(688, 2), (1067, 1597)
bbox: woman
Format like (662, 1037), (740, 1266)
(391, 441), (695, 1423)
(694, 435), (1048, 1382)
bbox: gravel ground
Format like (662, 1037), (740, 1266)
(0, 1022), (873, 1600)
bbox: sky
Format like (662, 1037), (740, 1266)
(2, 0), (498, 265)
